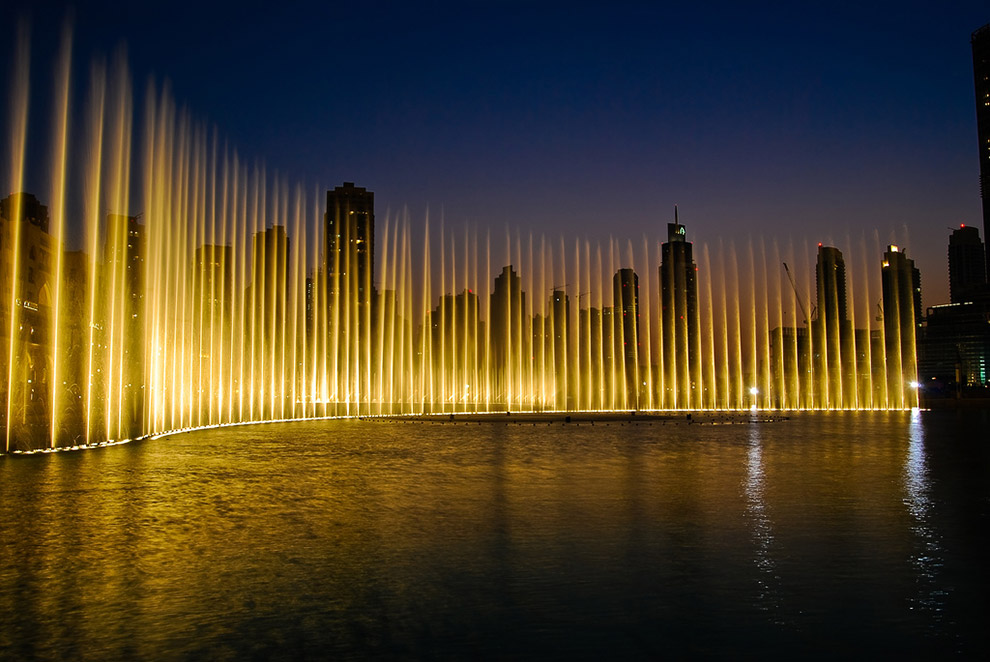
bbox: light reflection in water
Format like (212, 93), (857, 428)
(904, 408), (945, 618)
(744, 418), (783, 622)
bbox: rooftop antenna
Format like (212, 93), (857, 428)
(674, 204), (679, 224)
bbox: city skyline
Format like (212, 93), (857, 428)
(1, 2), (988, 307)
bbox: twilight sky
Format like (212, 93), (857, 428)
(3, 0), (989, 305)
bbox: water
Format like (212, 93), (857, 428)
(1, 411), (986, 659)
(4, 25), (922, 455)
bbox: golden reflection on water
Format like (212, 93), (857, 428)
(0, 412), (984, 658)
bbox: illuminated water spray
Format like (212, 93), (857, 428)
(0, 27), (921, 453)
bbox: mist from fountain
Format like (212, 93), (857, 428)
(0, 25), (920, 453)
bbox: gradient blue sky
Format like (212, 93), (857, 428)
(3, 0), (989, 304)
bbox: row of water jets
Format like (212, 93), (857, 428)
(1, 26), (917, 453)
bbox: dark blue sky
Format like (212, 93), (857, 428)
(3, 0), (989, 304)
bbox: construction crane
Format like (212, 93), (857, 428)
(782, 263), (813, 326)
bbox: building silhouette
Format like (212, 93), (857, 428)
(490, 265), (526, 408)
(58, 249), (89, 442)
(948, 224), (987, 303)
(919, 227), (990, 398)
(814, 244), (852, 407)
(549, 288), (570, 408)
(249, 226), (288, 419)
(101, 212), (145, 440)
(428, 289), (480, 411)
(612, 267), (639, 409)
(193, 243), (233, 422)
(660, 214), (700, 409)
(0, 193), (56, 450)
(577, 306), (606, 409)
(881, 245), (921, 408)
(973, 24), (990, 278)
(325, 183), (374, 410)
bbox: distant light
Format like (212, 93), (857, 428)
(909, 381), (920, 389)
(749, 387), (759, 396)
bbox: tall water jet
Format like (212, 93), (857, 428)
(0, 25), (929, 453)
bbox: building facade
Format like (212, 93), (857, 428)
(660, 217), (701, 409)
(325, 183), (374, 410)
(948, 224), (987, 303)
(881, 245), (922, 408)
(973, 24), (990, 277)
(612, 267), (639, 409)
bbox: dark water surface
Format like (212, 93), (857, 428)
(1, 411), (988, 660)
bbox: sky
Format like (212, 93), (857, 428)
(2, 0), (989, 306)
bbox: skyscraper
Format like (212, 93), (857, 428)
(814, 244), (850, 407)
(613, 267), (639, 409)
(881, 245), (921, 408)
(325, 183), (374, 409)
(326, 183), (375, 309)
(660, 214), (700, 409)
(428, 289), (480, 410)
(102, 212), (145, 440)
(490, 265), (526, 407)
(0, 193), (56, 450)
(948, 224), (987, 303)
(250, 226), (289, 419)
(973, 24), (990, 277)
(549, 288), (570, 408)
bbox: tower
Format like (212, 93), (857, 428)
(102, 212), (145, 440)
(660, 211), (700, 409)
(814, 244), (851, 407)
(948, 224), (987, 303)
(881, 245), (922, 408)
(325, 183), (374, 409)
(612, 267), (639, 409)
(250, 226), (289, 419)
(549, 288), (570, 408)
(972, 24), (990, 278)
(490, 265), (526, 408)
(0, 193), (56, 450)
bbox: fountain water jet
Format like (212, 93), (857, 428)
(0, 27), (923, 453)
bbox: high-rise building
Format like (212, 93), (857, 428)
(816, 245), (847, 325)
(429, 289), (479, 410)
(660, 214), (700, 409)
(549, 288), (570, 408)
(325, 183), (374, 409)
(192, 244), (234, 419)
(918, 228), (990, 397)
(326, 182), (374, 310)
(948, 224), (987, 303)
(249, 226), (289, 418)
(490, 265), (526, 407)
(612, 267), (639, 409)
(972, 24), (990, 277)
(0, 193), (56, 450)
(577, 306), (606, 410)
(881, 245), (922, 408)
(814, 244), (851, 407)
(102, 212), (145, 440)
